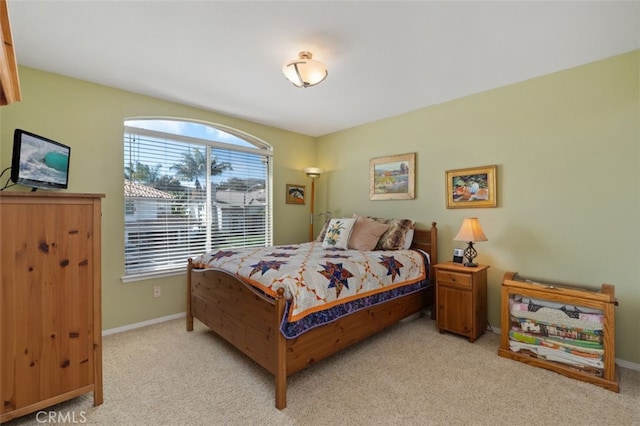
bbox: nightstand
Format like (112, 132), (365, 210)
(433, 262), (489, 342)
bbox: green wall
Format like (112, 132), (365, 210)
(316, 50), (640, 364)
(0, 67), (316, 330)
(1, 51), (638, 365)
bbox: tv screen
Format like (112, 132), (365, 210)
(10, 129), (71, 190)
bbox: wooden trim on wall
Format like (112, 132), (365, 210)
(1, 0), (22, 105)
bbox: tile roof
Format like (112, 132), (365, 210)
(124, 179), (174, 199)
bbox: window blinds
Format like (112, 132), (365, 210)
(124, 125), (271, 278)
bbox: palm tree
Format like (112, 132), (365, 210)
(124, 161), (162, 185)
(154, 175), (184, 192)
(171, 148), (232, 190)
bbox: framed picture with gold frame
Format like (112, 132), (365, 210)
(286, 184), (306, 204)
(369, 153), (416, 200)
(445, 165), (497, 208)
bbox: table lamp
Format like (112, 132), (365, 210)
(453, 217), (488, 267)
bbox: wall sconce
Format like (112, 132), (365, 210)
(303, 167), (323, 240)
(283, 51), (328, 88)
(453, 217), (488, 267)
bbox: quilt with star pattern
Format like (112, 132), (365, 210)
(192, 241), (429, 337)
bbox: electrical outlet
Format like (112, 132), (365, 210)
(153, 286), (161, 298)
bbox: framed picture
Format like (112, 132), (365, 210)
(286, 184), (306, 204)
(369, 153), (416, 200)
(445, 165), (497, 208)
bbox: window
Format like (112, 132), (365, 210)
(123, 119), (272, 280)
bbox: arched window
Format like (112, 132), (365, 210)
(123, 118), (272, 280)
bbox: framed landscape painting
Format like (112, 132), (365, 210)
(445, 165), (497, 208)
(369, 153), (416, 200)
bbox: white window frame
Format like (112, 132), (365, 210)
(122, 119), (273, 282)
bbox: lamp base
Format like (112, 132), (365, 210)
(463, 242), (478, 268)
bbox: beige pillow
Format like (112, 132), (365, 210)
(348, 216), (390, 250)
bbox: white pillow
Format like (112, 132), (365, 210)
(322, 218), (356, 249)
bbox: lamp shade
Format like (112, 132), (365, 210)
(283, 51), (328, 88)
(303, 167), (323, 178)
(453, 218), (488, 242)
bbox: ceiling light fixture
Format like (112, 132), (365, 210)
(282, 51), (328, 88)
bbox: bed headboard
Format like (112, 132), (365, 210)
(411, 222), (438, 277)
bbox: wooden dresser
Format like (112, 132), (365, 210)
(0, 192), (104, 423)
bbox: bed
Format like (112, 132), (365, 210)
(186, 220), (438, 409)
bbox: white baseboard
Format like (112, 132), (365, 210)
(615, 358), (640, 371)
(102, 312), (186, 336)
(490, 326), (640, 372)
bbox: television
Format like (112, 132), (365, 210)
(10, 129), (71, 190)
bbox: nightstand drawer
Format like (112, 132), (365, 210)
(437, 271), (472, 289)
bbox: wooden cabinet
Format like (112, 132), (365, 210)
(434, 262), (489, 342)
(498, 272), (619, 392)
(0, 193), (104, 423)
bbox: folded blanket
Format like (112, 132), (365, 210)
(509, 339), (604, 369)
(515, 318), (603, 344)
(510, 329), (604, 355)
(514, 294), (603, 314)
(510, 301), (604, 324)
(510, 305), (603, 331)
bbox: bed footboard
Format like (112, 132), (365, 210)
(186, 259), (288, 407)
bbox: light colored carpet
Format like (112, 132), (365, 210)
(5, 315), (639, 425)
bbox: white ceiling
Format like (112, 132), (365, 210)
(7, 1), (640, 137)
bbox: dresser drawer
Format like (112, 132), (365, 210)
(437, 270), (472, 289)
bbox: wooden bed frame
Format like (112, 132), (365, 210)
(186, 222), (437, 409)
